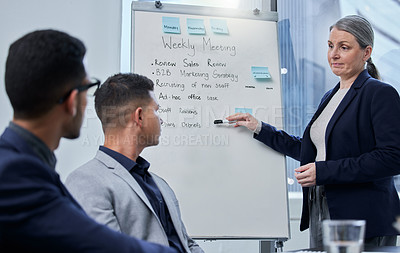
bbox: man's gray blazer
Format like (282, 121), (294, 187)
(66, 150), (203, 253)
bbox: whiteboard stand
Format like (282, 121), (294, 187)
(131, 1), (290, 248)
(259, 240), (274, 253)
(259, 240), (285, 253)
(274, 240), (285, 252)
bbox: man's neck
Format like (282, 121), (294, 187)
(103, 134), (144, 162)
(12, 117), (61, 151)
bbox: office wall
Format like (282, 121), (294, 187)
(0, 0), (122, 179)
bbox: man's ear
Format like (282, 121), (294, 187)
(65, 90), (78, 116)
(133, 107), (143, 127)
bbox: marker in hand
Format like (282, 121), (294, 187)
(214, 119), (237, 125)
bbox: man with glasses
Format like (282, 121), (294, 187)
(0, 29), (177, 253)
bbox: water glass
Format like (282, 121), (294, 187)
(322, 220), (366, 253)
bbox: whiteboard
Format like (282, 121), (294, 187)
(131, 2), (289, 239)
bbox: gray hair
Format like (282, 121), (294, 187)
(330, 15), (374, 49)
(330, 15), (380, 79)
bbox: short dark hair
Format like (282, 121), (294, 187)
(5, 29), (87, 119)
(94, 73), (155, 128)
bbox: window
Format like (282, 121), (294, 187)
(278, 0), (400, 192)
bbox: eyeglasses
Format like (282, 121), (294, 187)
(57, 78), (101, 104)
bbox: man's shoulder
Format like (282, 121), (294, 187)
(0, 142), (19, 159)
(149, 172), (174, 191)
(149, 172), (165, 182)
(0, 127), (39, 162)
(0, 138), (43, 170)
(0, 147), (54, 190)
(0, 150), (44, 172)
(0, 129), (20, 154)
(68, 157), (105, 177)
(66, 151), (118, 186)
(65, 157), (113, 193)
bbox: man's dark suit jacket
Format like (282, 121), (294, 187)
(255, 69), (400, 238)
(0, 127), (177, 253)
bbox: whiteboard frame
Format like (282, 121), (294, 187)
(130, 1), (290, 241)
(131, 2), (279, 70)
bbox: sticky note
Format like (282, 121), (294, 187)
(210, 19), (229, 34)
(162, 17), (181, 34)
(251, 66), (271, 79)
(235, 108), (253, 114)
(187, 18), (205, 34)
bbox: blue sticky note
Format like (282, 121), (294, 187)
(235, 108), (253, 114)
(187, 18), (205, 34)
(162, 17), (181, 34)
(251, 66), (271, 79)
(210, 19), (229, 34)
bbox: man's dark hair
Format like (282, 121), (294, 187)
(5, 29), (86, 119)
(94, 73), (155, 128)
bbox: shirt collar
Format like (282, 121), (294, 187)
(9, 121), (57, 170)
(99, 146), (150, 176)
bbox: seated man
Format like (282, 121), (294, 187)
(66, 73), (204, 253)
(0, 29), (176, 253)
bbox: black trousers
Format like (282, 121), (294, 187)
(364, 235), (397, 247)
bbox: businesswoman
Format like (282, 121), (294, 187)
(227, 15), (400, 248)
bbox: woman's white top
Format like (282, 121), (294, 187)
(310, 88), (350, 161)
